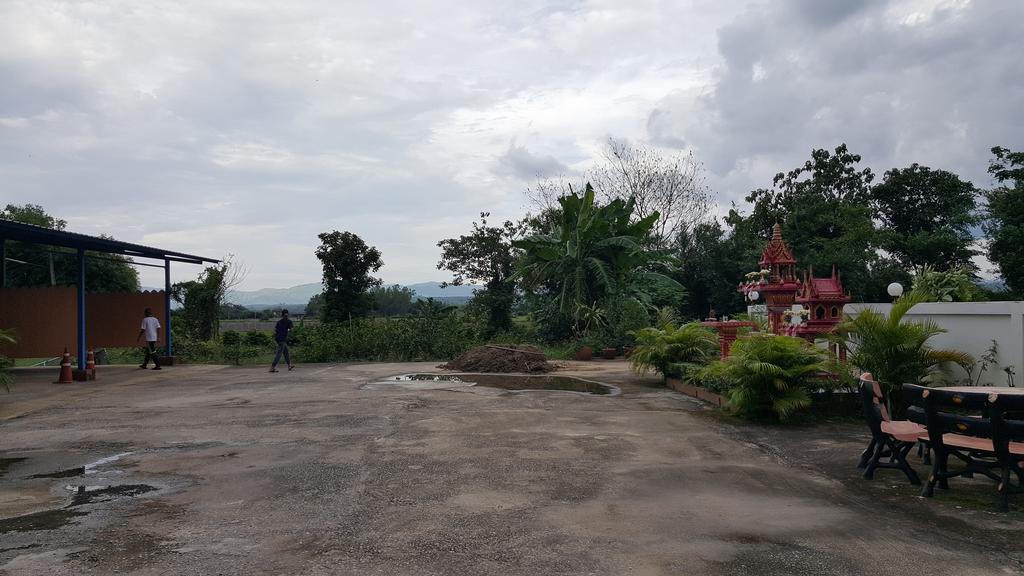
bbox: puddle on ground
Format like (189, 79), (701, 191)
(0, 508), (87, 533)
(0, 457), (28, 477)
(30, 467), (85, 479)
(0, 484), (159, 534)
(66, 484), (158, 507)
(1, 450), (158, 534)
(372, 373), (620, 396)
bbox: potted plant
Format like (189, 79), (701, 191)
(574, 345), (594, 361)
(601, 346), (617, 360)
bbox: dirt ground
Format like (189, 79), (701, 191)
(1, 361), (1023, 575)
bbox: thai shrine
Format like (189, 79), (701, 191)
(738, 224), (851, 355)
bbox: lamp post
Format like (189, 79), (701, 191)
(887, 282), (904, 301)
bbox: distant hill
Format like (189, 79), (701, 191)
(225, 282), (322, 307)
(225, 281), (477, 308)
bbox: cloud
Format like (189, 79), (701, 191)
(2, 0), (1020, 289)
(647, 0), (1024, 203)
(494, 141), (571, 180)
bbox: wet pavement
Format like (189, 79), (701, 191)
(1, 362), (1022, 575)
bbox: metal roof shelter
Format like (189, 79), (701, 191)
(0, 220), (220, 369)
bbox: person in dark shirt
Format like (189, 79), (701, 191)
(269, 309), (295, 373)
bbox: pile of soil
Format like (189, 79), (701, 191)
(440, 344), (554, 373)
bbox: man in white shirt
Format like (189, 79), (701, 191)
(136, 308), (162, 370)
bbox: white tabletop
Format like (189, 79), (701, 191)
(935, 386), (1024, 395)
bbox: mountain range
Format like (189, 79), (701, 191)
(225, 281), (477, 308)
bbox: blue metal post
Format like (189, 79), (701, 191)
(165, 259), (172, 357)
(77, 248), (86, 370)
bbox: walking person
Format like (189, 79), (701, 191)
(270, 309), (294, 373)
(136, 307), (162, 370)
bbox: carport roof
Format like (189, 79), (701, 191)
(0, 219), (220, 265)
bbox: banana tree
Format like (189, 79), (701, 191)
(515, 183), (682, 332)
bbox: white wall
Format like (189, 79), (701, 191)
(846, 301), (1024, 387)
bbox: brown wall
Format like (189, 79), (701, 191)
(87, 291), (166, 349)
(0, 287), (166, 358)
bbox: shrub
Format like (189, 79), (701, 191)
(291, 313), (484, 363)
(221, 330), (264, 366)
(602, 295), (652, 348)
(832, 289), (973, 415)
(629, 322), (719, 379)
(700, 333), (829, 421)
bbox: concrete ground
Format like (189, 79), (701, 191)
(1, 362), (1023, 575)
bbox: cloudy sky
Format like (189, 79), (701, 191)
(2, 0), (1021, 290)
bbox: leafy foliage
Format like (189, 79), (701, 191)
(515, 183), (682, 333)
(700, 334), (829, 421)
(315, 231), (384, 322)
(832, 290), (974, 413)
(305, 293), (325, 318)
(172, 263), (232, 340)
(437, 213), (522, 334)
(292, 314), (484, 363)
(984, 146), (1024, 297)
(871, 164), (979, 271)
(629, 322), (719, 379)
(675, 220), (748, 318)
(910, 265), (975, 302)
(370, 284), (416, 317)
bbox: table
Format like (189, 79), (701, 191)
(936, 386), (1024, 395)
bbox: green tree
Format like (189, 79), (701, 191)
(871, 164), (979, 271)
(315, 231), (383, 322)
(172, 262), (235, 341)
(370, 284), (416, 317)
(725, 144), (882, 300)
(413, 297), (457, 318)
(219, 303), (254, 320)
(0, 204), (139, 292)
(437, 213), (522, 334)
(984, 146), (1024, 296)
(305, 293), (325, 318)
(675, 220), (748, 319)
(515, 183), (682, 333)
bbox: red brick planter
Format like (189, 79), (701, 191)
(574, 346), (593, 361)
(601, 347), (617, 360)
(665, 377), (729, 408)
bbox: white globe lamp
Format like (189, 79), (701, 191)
(886, 282), (904, 299)
(748, 290), (760, 302)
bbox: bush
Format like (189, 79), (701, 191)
(602, 296), (651, 348)
(291, 313), (485, 363)
(700, 333), (829, 422)
(629, 322), (719, 379)
(832, 289), (972, 415)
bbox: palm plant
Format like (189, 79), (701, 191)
(832, 289), (973, 413)
(514, 183), (681, 332)
(630, 322), (719, 379)
(700, 333), (829, 421)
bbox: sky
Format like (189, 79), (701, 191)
(2, 0), (1022, 290)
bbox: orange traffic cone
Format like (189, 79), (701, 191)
(55, 347), (73, 384)
(86, 348), (96, 380)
